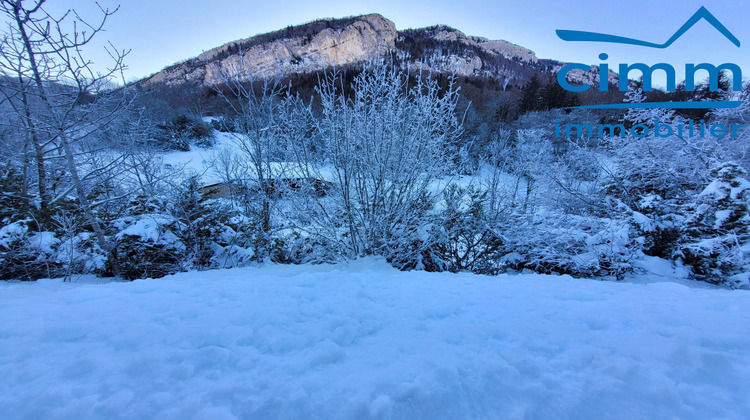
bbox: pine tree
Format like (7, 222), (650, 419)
(681, 162), (750, 287)
(519, 73), (542, 114)
(541, 75), (571, 110)
(172, 176), (232, 269)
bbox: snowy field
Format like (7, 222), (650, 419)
(1, 259), (749, 419)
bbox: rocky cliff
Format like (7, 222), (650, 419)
(141, 14), (397, 87)
(137, 13), (617, 92)
(138, 14), (560, 89)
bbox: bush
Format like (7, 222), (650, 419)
(209, 116), (235, 133)
(415, 185), (503, 273)
(680, 162), (750, 287)
(492, 211), (635, 278)
(55, 232), (108, 275)
(0, 167), (33, 224)
(111, 214), (185, 280)
(155, 114), (214, 150)
(171, 177), (235, 269)
(0, 220), (63, 280)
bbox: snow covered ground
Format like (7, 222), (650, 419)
(160, 131), (340, 185)
(1, 259), (749, 419)
(160, 131), (235, 183)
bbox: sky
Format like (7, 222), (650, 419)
(36, 0), (750, 87)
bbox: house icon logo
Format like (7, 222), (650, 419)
(556, 6), (740, 48)
(554, 6), (742, 109)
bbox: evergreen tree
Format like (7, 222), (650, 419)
(172, 176), (232, 269)
(519, 73), (542, 114)
(0, 166), (32, 224)
(681, 162), (750, 287)
(540, 75), (570, 110)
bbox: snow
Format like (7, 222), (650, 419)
(631, 210), (653, 231)
(730, 178), (750, 199)
(715, 209), (733, 229)
(161, 132), (235, 182)
(698, 176), (749, 202)
(115, 215), (181, 247)
(0, 222), (59, 257)
(1, 259), (749, 419)
(26, 231), (59, 254)
(160, 131), (337, 185)
(0, 220), (28, 248)
(700, 180), (728, 200)
(55, 232), (108, 272)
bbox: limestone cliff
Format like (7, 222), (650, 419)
(141, 14), (397, 87)
(138, 14), (551, 88)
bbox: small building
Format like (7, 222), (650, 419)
(199, 178), (333, 199)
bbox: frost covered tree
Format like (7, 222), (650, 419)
(209, 54), (290, 259)
(604, 89), (705, 258)
(680, 162), (750, 287)
(427, 184), (503, 273)
(308, 63), (463, 258)
(508, 128), (553, 211)
(0, 0), (129, 273)
(608, 85), (748, 258)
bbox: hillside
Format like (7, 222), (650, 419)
(136, 13), (583, 90)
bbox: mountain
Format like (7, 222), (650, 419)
(136, 13), (607, 90)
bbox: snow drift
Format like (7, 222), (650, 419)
(1, 259), (749, 419)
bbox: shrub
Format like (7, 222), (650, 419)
(492, 211), (635, 279)
(0, 220), (63, 280)
(111, 214), (185, 280)
(417, 185), (503, 273)
(680, 162), (750, 287)
(155, 114), (214, 150)
(172, 177), (234, 269)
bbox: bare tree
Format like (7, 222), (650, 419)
(0, 0), (129, 270)
(209, 52), (288, 236)
(310, 63), (463, 257)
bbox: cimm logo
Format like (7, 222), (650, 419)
(555, 6), (742, 110)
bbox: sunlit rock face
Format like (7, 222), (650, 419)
(137, 13), (587, 90)
(141, 14), (398, 87)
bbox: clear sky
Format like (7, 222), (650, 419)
(38, 0), (750, 87)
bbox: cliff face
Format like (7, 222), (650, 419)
(137, 13), (612, 90)
(141, 14), (398, 87)
(417, 25), (538, 63)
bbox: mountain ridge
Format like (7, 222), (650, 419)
(136, 13), (591, 90)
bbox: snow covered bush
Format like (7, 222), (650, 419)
(54, 232), (107, 275)
(420, 185), (503, 273)
(210, 211), (288, 266)
(601, 87), (750, 282)
(1, 168), (110, 280)
(493, 211), (635, 278)
(680, 162), (750, 287)
(111, 196), (185, 280)
(0, 167), (33, 225)
(171, 177), (234, 269)
(603, 90), (704, 260)
(0, 220), (63, 280)
(209, 214), (258, 268)
(377, 181), (634, 278)
(171, 177), (294, 268)
(281, 230), (344, 265)
(155, 114), (214, 151)
(112, 215), (185, 280)
(310, 63), (462, 258)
